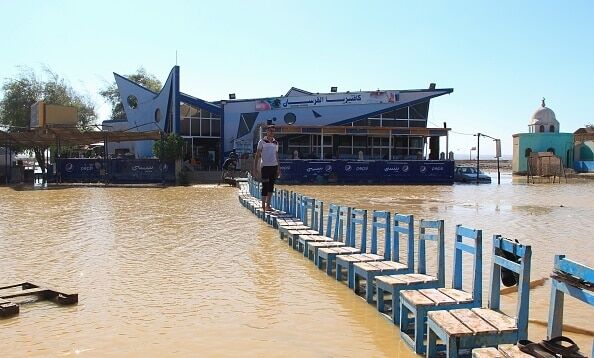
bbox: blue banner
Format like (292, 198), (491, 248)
(56, 159), (175, 183)
(278, 160), (453, 185)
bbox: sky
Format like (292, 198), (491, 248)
(1, 0), (593, 156)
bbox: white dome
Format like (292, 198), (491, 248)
(529, 98), (559, 127)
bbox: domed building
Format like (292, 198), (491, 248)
(528, 99), (559, 133)
(512, 99), (573, 174)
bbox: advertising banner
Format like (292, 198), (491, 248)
(278, 160), (453, 185)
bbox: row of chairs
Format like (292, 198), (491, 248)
(239, 178), (585, 357)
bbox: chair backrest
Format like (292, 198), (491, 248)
(334, 206), (352, 243)
(418, 219), (445, 286)
(489, 235), (532, 341)
(312, 199), (324, 233)
(325, 204), (340, 239)
(280, 189), (290, 212)
(300, 196), (314, 226)
(292, 193), (303, 218)
(371, 210), (391, 257)
(393, 213), (415, 269)
(349, 209), (368, 250)
(453, 225), (483, 305)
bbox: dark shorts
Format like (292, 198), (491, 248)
(261, 165), (278, 196)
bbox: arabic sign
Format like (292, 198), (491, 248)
(255, 91), (399, 111)
(277, 159), (453, 184)
(57, 159), (175, 183)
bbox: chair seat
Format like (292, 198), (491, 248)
(287, 229), (318, 235)
(353, 260), (408, 273)
(310, 241), (347, 250)
(338, 253), (384, 263)
(318, 246), (359, 255)
(428, 308), (517, 337)
(472, 345), (532, 358)
(376, 273), (438, 287)
(298, 234), (332, 243)
(401, 288), (473, 307)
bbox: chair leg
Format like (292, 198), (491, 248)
(446, 334), (459, 358)
(414, 307), (427, 354)
(377, 286), (385, 313)
(347, 264), (355, 289)
(426, 326), (438, 358)
(365, 274), (374, 303)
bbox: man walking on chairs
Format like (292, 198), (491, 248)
(253, 125), (281, 212)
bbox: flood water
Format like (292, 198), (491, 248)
(0, 173), (593, 357)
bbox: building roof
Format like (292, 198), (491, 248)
(529, 98), (559, 127)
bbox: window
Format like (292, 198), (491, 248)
(547, 147), (555, 154)
(549, 125), (555, 132)
(539, 125), (545, 133)
(525, 148), (532, 157)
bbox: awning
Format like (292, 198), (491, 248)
(0, 126), (162, 147)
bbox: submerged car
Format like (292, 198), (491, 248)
(454, 166), (492, 183)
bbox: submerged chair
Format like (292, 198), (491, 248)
(400, 225), (483, 354)
(297, 203), (340, 258)
(309, 206), (355, 271)
(335, 210), (391, 289)
(352, 213), (415, 303)
(277, 194), (312, 241)
(427, 235), (532, 357)
(376, 219), (445, 324)
(315, 208), (365, 276)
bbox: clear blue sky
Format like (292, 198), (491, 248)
(2, 0), (593, 156)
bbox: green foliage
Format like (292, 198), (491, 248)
(0, 67), (97, 131)
(153, 133), (184, 161)
(99, 67), (162, 120)
(0, 67), (97, 172)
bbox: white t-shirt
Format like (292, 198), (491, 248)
(257, 137), (279, 166)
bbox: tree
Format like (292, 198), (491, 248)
(99, 67), (162, 120)
(0, 67), (97, 172)
(153, 133), (184, 161)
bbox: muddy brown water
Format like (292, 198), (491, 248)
(0, 174), (592, 357)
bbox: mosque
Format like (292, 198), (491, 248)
(512, 99), (574, 174)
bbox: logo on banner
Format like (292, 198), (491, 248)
(356, 166), (368, 171)
(384, 166), (400, 172)
(420, 165), (427, 174)
(325, 165), (332, 172)
(65, 163), (74, 172)
(306, 167), (324, 173)
(280, 165), (290, 171)
(402, 165), (409, 173)
(345, 165), (352, 172)
(431, 166), (444, 171)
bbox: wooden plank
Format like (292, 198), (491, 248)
(354, 262), (377, 271)
(375, 261), (407, 271)
(427, 310), (474, 336)
(403, 273), (438, 284)
(439, 288), (473, 303)
(497, 345), (534, 358)
(401, 290), (434, 305)
(376, 275), (405, 285)
(338, 255), (365, 263)
(418, 288), (457, 305)
(471, 308), (517, 332)
(0, 287), (49, 299)
(472, 347), (503, 358)
(361, 253), (384, 261)
(449, 309), (498, 334)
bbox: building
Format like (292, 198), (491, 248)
(512, 99), (574, 174)
(103, 66), (452, 162)
(574, 126), (594, 172)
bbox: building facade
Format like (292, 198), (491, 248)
(512, 99), (574, 174)
(102, 66), (453, 170)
